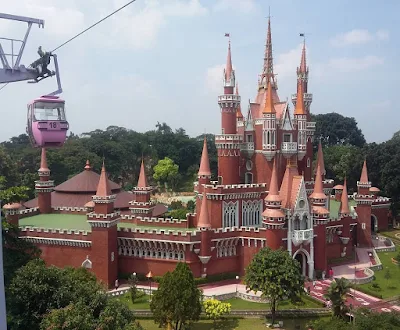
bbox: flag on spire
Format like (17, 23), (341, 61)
(299, 33), (305, 37)
(225, 33), (230, 37)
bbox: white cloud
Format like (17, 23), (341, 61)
(274, 43), (303, 80)
(205, 64), (225, 93)
(327, 55), (384, 72)
(212, 0), (256, 13)
(330, 29), (390, 47)
(106, 0), (208, 50)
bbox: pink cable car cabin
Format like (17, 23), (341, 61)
(27, 95), (69, 148)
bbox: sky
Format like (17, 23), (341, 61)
(0, 0), (398, 143)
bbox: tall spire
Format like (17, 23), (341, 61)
(315, 141), (326, 177)
(39, 148), (49, 172)
(360, 160), (369, 184)
(225, 39), (233, 83)
(265, 158), (280, 201)
(96, 161), (112, 197)
(263, 15), (274, 80)
(198, 137), (211, 176)
(137, 158), (149, 188)
(197, 190), (211, 228)
(236, 83), (243, 119)
(300, 39), (307, 73)
(339, 177), (350, 216)
(294, 78), (306, 115)
(263, 78), (276, 114)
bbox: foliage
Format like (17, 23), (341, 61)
(324, 277), (352, 318)
(203, 299), (231, 323)
(128, 273), (142, 304)
(354, 308), (400, 330)
(384, 268), (392, 284)
(150, 262), (202, 329)
(7, 259), (141, 330)
(153, 157), (179, 190)
(166, 208), (188, 219)
(186, 199), (195, 212)
(312, 112), (366, 148)
(170, 200), (183, 209)
(307, 316), (351, 330)
(244, 247), (304, 325)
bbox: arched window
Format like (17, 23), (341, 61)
(245, 172), (253, 184)
(307, 158), (311, 167)
(293, 216), (300, 230)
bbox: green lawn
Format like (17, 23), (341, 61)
(381, 229), (400, 245)
(115, 292), (322, 311)
(137, 317), (322, 330)
(329, 199), (356, 218)
(358, 248), (400, 298)
(19, 214), (194, 232)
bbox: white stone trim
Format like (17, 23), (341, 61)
(21, 236), (91, 247)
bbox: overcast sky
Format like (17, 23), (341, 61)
(0, 0), (398, 143)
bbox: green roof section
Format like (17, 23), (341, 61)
(18, 214), (195, 232)
(329, 199), (356, 218)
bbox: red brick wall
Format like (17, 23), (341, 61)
(372, 207), (390, 231)
(39, 244), (91, 269)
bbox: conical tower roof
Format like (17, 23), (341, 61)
(96, 161), (112, 197)
(137, 158), (149, 188)
(198, 137), (211, 176)
(197, 190), (211, 228)
(265, 158), (280, 202)
(339, 177), (350, 216)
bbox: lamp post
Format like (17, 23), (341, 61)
(0, 200), (7, 330)
(235, 276), (239, 296)
(146, 271), (153, 301)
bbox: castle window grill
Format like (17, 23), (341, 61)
(223, 201), (239, 227)
(326, 231), (334, 243)
(118, 240), (185, 261)
(242, 200), (262, 227)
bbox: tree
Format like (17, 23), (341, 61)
(128, 273), (141, 304)
(203, 299), (231, 327)
(354, 308), (400, 330)
(244, 248), (304, 325)
(324, 277), (352, 318)
(307, 317), (352, 330)
(384, 268), (391, 286)
(153, 157), (179, 191)
(7, 259), (142, 330)
(150, 263), (202, 330)
(312, 113), (366, 149)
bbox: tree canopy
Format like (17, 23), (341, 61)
(244, 247), (304, 324)
(150, 262), (202, 329)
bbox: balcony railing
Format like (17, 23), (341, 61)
(292, 229), (313, 241)
(240, 142), (254, 151)
(281, 142), (297, 153)
(306, 122), (316, 129)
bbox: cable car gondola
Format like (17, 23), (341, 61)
(26, 52), (69, 148)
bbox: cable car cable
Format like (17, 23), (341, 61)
(51, 0), (137, 52)
(0, 83), (9, 91)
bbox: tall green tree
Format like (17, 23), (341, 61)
(150, 262), (202, 330)
(244, 248), (304, 325)
(153, 157), (179, 190)
(324, 277), (352, 318)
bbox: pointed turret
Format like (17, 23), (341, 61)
(137, 158), (148, 188)
(35, 148), (53, 214)
(263, 78), (276, 114)
(357, 159), (371, 195)
(299, 40), (307, 74)
(236, 83), (243, 119)
(84, 160), (92, 171)
(315, 141), (326, 179)
(339, 177), (350, 217)
(265, 158), (280, 202)
(197, 190), (211, 229)
(360, 160), (369, 184)
(310, 163), (326, 200)
(96, 161), (112, 197)
(294, 78), (306, 115)
(223, 39), (235, 88)
(198, 137), (211, 177)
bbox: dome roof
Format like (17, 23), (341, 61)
(3, 202), (21, 210)
(54, 169), (120, 193)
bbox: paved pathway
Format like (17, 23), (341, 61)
(331, 247), (375, 280)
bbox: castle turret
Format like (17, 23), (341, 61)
(197, 190), (212, 278)
(262, 158), (285, 249)
(236, 83), (244, 135)
(294, 78), (307, 162)
(2, 203), (21, 226)
(129, 158), (154, 217)
(355, 160), (373, 247)
(216, 38), (241, 185)
(87, 161), (119, 288)
(339, 178), (350, 217)
(35, 148), (53, 214)
(198, 137), (212, 187)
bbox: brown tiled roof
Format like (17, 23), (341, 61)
(54, 169), (120, 193)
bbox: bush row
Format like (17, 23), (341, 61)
(354, 285), (383, 299)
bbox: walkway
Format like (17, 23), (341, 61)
(305, 279), (400, 313)
(331, 247), (375, 280)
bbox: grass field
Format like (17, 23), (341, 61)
(114, 292), (323, 311)
(358, 248), (400, 298)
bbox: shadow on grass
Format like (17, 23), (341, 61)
(192, 318), (240, 330)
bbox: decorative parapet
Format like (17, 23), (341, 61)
(92, 194), (117, 203)
(18, 207), (39, 215)
(88, 219), (119, 228)
(87, 212), (120, 219)
(129, 201), (155, 207)
(22, 236), (91, 247)
(20, 226), (90, 236)
(133, 186), (153, 192)
(117, 227), (200, 237)
(374, 236), (396, 252)
(53, 206), (87, 212)
(120, 215), (188, 224)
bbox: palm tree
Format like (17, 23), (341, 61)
(324, 277), (352, 318)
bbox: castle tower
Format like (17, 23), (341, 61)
(355, 160), (373, 247)
(87, 161), (119, 288)
(310, 163), (330, 274)
(216, 38), (241, 185)
(293, 39), (314, 181)
(261, 78), (277, 161)
(35, 148), (53, 214)
(2, 203), (21, 226)
(197, 190), (212, 278)
(262, 158), (285, 249)
(339, 178), (350, 217)
(129, 158), (154, 217)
